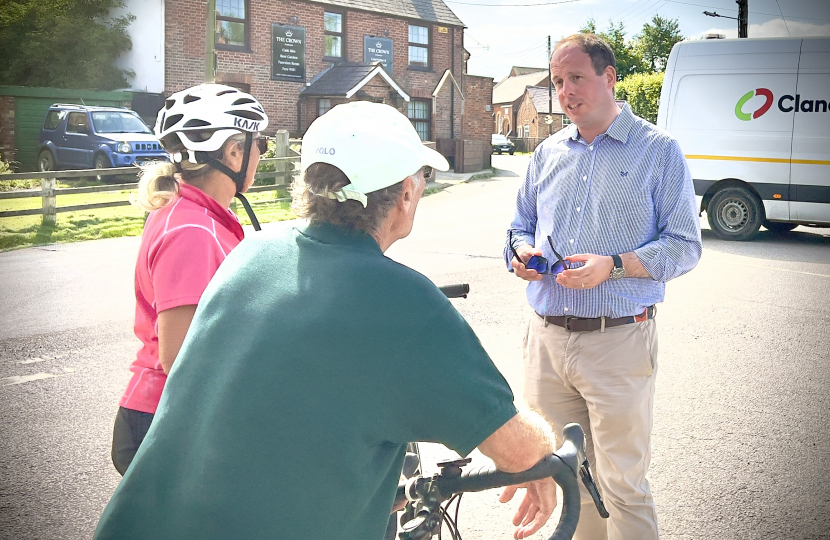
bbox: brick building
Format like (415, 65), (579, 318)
(159, 0), (492, 169)
(515, 85), (568, 139)
(491, 67), (548, 136)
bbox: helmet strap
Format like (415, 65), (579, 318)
(207, 132), (262, 232)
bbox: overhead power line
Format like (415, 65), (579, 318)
(445, 0), (579, 7)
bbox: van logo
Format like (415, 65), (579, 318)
(736, 89), (829, 120)
(735, 88), (773, 121)
(316, 147), (335, 155)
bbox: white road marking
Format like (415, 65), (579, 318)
(709, 258), (830, 278)
(2, 367), (76, 386)
(19, 357), (47, 364)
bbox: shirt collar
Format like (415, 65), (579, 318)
(178, 183), (244, 241)
(569, 102), (635, 144)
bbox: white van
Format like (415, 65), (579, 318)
(657, 37), (830, 240)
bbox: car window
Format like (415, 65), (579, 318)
(492, 135), (508, 143)
(43, 110), (66, 130)
(66, 112), (90, 134)
(91, 111), (152, 134)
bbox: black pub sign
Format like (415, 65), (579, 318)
(272, 24), (306, 81)
(363, 36), (393, 74)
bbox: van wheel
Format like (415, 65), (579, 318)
(94, 153), (111, 169)
(707, 187), (763, 241)
(763, 221), (798, 234)
(38, 150), (55, 172)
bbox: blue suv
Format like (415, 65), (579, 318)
(37, 104), (170, 171)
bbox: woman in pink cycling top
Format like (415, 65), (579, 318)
(111, 84), (270, 474)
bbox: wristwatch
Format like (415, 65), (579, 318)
(609, 255), (626, 280)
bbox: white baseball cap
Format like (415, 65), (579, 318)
(300, 101), (449, 207)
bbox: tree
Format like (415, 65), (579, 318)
(634, 14), (684, 72)
(615, 72), (665, 123)
(0, 0), (135, 90)
(579, 18), (642, 79)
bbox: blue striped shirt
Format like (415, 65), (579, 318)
(505, 104), (702, 318)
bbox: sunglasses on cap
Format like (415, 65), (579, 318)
(508, 231), (572, 275)
(420, 166), (434, 181)
(253, 135), (273, 154)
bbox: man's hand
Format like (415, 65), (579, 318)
(555, 253), (614, 289)
(511, 245), (545, 282)
(499, 478), (558, 539)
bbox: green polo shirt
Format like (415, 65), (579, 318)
(95, 223), (517, 540)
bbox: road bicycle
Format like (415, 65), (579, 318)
(382, 284), (608, 540)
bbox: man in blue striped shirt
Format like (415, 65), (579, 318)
(505, 34), (702, 540)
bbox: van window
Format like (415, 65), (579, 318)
(43, 110), (66, 130)
(66, 112), (90, 134)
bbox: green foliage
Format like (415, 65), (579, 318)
(580, 18), (642, 79)
(0, 0), (135, 89)
(634, 14), (684, 72)
(579, 14), (683, 76)
(615, 72), (665, 124)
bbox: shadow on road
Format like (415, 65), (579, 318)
(702, 228), (830, 265)
(491, 167), (520, 178)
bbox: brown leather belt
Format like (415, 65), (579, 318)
(536, 305), (656, 332)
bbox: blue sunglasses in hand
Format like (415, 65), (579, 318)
(508, 231), (571, 275)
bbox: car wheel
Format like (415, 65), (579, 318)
(707, 187), (764, 241)
(508, 149), (515, 155)
(496, 150), (502, 155)
(38, 150), (55, 172)
(763, 221), (798, 234)
(94, 153), (111, 169)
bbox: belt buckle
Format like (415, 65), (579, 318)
(563, 315), (576, 331)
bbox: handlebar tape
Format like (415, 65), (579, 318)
(438, 283), (470, 298)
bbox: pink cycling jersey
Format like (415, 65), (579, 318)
(119, 183), (244, 414)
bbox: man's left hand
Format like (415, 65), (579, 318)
(555, 253), (614, 289)
(499, 477), (558, 539)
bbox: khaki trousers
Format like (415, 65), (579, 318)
(523, 313), (659, 540)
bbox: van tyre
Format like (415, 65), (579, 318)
(38, 150), (55, 172)
(94, 153), (111, 169)
(707, 187), (764, 241)
(763, 221), (798, 234)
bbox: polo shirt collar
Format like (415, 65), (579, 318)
(569, 102), (635, 144)
(298, 222), (382, 253)
(178, 183), (244, 241)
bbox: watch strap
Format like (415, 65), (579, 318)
(611, 254), (623, 270)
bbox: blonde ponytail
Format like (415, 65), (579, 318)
(132, 162), (180, 212)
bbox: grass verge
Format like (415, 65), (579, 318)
(0, 186), (295, 251)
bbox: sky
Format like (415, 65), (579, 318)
(445, 0), (830, 81)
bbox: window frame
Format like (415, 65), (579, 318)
(215, 0), (251, 52)
(323, 10), (346, 61)
(407, 24), (431, 70)
(408, 98), (432, 142)
(562, 115), (572, 127)
(318, 98), (332, 117)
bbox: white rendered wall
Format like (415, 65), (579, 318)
(113, 0), (165, 93)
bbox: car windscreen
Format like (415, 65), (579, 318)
(492, 135), (509, 143)
(91, 111), (152, 134)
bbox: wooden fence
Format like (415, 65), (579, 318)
(0, 156), (299, 225)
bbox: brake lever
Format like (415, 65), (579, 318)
(578, 459), (610, 518)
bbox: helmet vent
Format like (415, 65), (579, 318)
(183, 94), (201, 104)
(183, 119), (212, 128)
(163, 114), (184, 131)
(164, 98), (176, 110)
(232, 97), (256, 106)
(228, 110), (265, 121)
(216, 89), (238, 96)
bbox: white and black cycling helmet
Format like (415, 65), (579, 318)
(154, 84), (269, 195)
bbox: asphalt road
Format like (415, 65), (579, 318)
(1, 154), (828, 539)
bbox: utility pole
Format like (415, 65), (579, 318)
(547, 36), (552, 136)
(737, 0), (748, 38)
(205, 0), (216, 82)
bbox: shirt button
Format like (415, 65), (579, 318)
(569, 239), (574, 243)
(564, 307), (569, 311)
(589, 145), (594, 151)
(576, 207), (581, 212)
(582, 175), (587, 181)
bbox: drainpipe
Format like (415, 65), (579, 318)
(450, 27), (455, 140)
(205, 0), (216, 82)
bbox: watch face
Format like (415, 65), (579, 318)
(610, 267), (626, 280)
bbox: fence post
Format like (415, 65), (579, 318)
(274, 130), (290, 185)
(41, 177), (57, 226)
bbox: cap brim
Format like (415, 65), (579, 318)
(422, 146), (450, 172)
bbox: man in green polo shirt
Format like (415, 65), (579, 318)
(94, 102), (559, 540)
